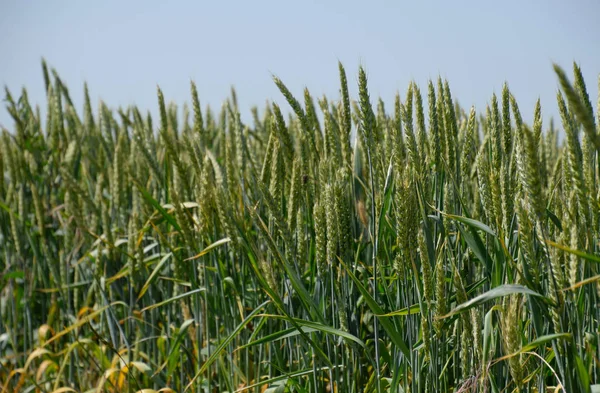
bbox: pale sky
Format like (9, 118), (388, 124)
(1, 0), (599, 129)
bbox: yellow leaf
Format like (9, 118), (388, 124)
(38, 324), (55, 344)
(36, 359), (58, 381)
(103, 367), (120, 379)
(24, 348), (52, 370)
(51, 388), (78, 393)
(44, 302), (126, 347)
(184, 237), (231, 261)
(128, 361), (151, 374)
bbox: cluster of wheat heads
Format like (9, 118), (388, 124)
(0, 60), (599, 393)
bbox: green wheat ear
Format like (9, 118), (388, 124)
(572, 64), (597, 223)
(287, 158), (301, 233)
(271, 103), (295, 166)
(426, 81), (439, 171)
(489, 93), (502, 172)
(314, 199), (327, 273)
(573, 63), (596, 122)
(517, 123), (544, 220)
(402, 84), (420, 172)
(338, 62), (352, 169)
(304, 87), (322, 154)
(272, 75), (317, 156)
(443, 80), (458, 175)
(460, 106), (476, 183)
(501, 82), (512, 156)
(414, 84), (428, 170)
(554, 63), (600, 152)
(190, 81), (205, 145)
(357, 66), (376, 150)
(503, 295), (523, 388)
(558, 90), (588, 228)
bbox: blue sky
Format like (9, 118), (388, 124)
(1, 0), (599, 130)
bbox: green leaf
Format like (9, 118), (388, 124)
(1, 270), (24, 282)
(378, 303), (421, 317)
(254, 212), (324, 324)
(236, 229), (334, 368)
(141, 288), (206, 313)
(482, 305), (502, 368)
(443, 212), (497, 238)
(133, 178), (181, 231)
(137, 253), (173, 300)
(184, 300), (270, 392)
(233, 367), (332, 393)
(456, 224), (493, 273)
(244, 315), (365, 348)
(546, 208), (563, 231)
(339, 258), (411, 358)
(441, 285), (544, 318)
(519, 333), (571, 354)
(237, 326), (320, 350)
(575, 353), (592, 393)
(152, 319), (195, 377)
(546, 240), (600, 263)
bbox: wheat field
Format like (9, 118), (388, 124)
(0, 60), (599, 393)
